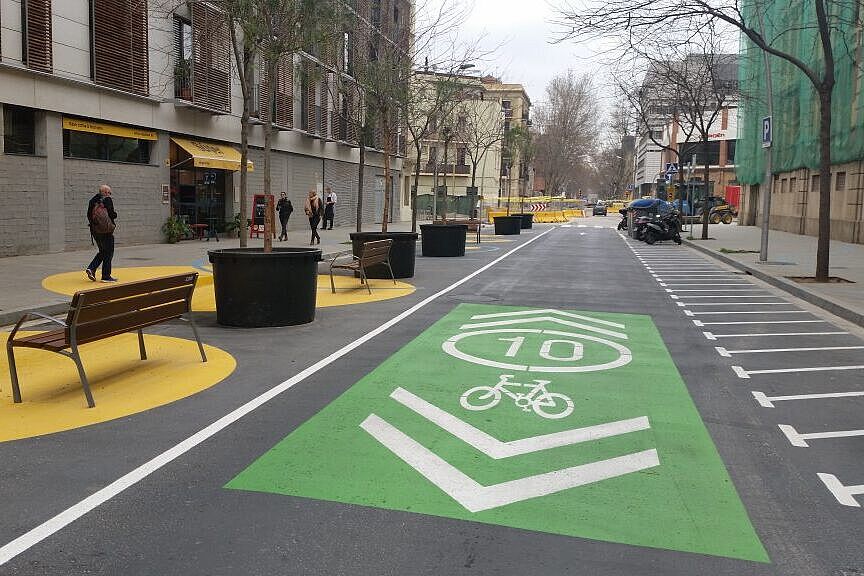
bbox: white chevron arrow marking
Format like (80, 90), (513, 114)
(361, 414), (660, 513)
(467, 309), (626, 329)
(390, 387), (650, 459)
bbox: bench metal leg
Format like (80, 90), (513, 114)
(386, 258), (397, 286)
(6, 342), (22, 404)
(137, 329), (147, 360)
(330, 270), (337, 294)
(361, 268), (372, 295)
(70, 345), (96, 408)
(186, 315), (208, 363)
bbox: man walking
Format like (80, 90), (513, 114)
(85, 184), (118, 282)
(276, 192), (293, 241)
(323, 186), (337, 230)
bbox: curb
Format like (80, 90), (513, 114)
(683, 239), (864, 329)
(0, 249), (351, 328)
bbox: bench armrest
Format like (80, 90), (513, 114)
(8, 311), (68, 342)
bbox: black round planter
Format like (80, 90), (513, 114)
(420, 223), (468, 257)
(208, 247), (321, 328)
(513, 213), (534, 229)
(350, 231), (419, 279)
(494, 215), (523, 235)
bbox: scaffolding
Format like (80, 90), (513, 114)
(736, 0), (864, 184)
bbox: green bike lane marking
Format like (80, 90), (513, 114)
(227, 304), (769, 563)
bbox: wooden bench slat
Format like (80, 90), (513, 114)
(72, 274), (198, 306)
(75, 300), (188, 345)
(13, 329), (67, 350)
(75, 285), (193, 324)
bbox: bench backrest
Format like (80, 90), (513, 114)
(358, 239), (393, 268)
(65, 273), (199, 345)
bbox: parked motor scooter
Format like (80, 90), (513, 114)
(617, 208), (628, 231)
(632, 214), (652, 241)
(643, 211), (682, 245)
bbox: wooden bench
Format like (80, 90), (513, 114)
(329, 239), (396, 295)
(5, 273), (207, 408)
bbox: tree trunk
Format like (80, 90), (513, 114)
(701, 138), (710, 240)
(816, 87), (833, 281)
(381, 115), (392, 233)
(263, 59), (277, 253)
(356, 143), (365, 233)
(411, 143), (423, 232)
(238, 47), (253, 249)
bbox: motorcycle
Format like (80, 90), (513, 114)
(617, 208), (628, 231)
(632, 214), (652, 241)
(643, 211), (682, 245)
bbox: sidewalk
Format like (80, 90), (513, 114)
(0, 221), (420, 326)
(683, 223), (864, 327)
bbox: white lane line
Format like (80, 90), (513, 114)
(694, 319), (828, 326)
(705, 331), (849, 340)
(717, 345), (864, 356)
(779, 424), (864, 448)
(686, 310), (809, 316)
(733, 364), (864, 378)
(753, 390), (864, 408)
(818, 474), (864, 507)
(661, 283), (752, 286)
(0, 226), (558, 567)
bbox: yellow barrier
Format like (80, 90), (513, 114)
(487, 209), (580, 223)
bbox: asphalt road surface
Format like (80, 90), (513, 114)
(2, 218), (863, 575)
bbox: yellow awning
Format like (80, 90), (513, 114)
(63, 117), (157, 140)
(171, 137), (254, 172)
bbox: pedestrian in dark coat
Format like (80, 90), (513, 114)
(276, 192), (293, 241)
(85, 184), (118, 282)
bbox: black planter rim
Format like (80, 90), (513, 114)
(208, 247), (321, 261)
(349, 231), (419, 239)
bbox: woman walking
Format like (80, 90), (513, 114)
(304, 189), (322, 245)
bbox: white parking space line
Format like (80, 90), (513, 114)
(672, 295), (778, 299)
(685, 310), (809, 316)
(693, 319), (829, 326)
(779, 424), (864, 448)
(678, 302), (790, 307)
(716, 345), (864, 357)
(818, 474), (864, 507)
(705, 331), (849, 340)
(753, 390), (864, 408)
(733, 364), (864, 378)
(667, 289), (768, 293)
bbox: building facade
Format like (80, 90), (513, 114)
(0, 0), (407, 257)
(482, 79), (532, 204)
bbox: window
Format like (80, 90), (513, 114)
(91, 0), (149, 95)
(680, 141), (721, 166)
(836, 171), (847, 191)
(174, 17), (193, 99)
(811, 174), (819, 194)
(456, 146), (466, 166)
(428, 146), (438, 165)
(3, 105), (37, 155)
(63, 130), (150, 164)
(726, 140), (736, 164)
(22, 0), (53, 72)
(189, 2), (232, 113)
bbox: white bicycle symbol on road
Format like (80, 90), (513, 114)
(460, 374), (575, 420)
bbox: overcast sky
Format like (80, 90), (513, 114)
(450, 0), (607, 107)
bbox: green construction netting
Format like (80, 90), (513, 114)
(737, 0), (864, 184)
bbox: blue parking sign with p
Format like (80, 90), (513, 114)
(762, 116), (772, 148)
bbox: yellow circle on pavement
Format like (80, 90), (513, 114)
(43, 267), (415, 312)
(0, 332), (235, 442)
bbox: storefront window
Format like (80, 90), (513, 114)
(63, 130), (151, 163)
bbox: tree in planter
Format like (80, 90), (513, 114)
(554, 0), (861, 281)
(503, 123), (534, 216)
(256, 0), (332, 252)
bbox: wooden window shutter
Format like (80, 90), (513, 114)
(275, 55), (294, 128)
(304, 60), (317, 133)
(191, 2), (232, 113)
(23, 0), (52, 73)
(92, 0), (150, 96)
(319, 75), (329, 137)
(345, 90), (358, 144)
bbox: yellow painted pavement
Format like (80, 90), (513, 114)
(0, 332), (236, 442)
(43, 266), (416, 312)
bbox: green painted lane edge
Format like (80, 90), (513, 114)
(226, 303), (769, 563)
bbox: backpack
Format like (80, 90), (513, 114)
(90, 200), (115, 235)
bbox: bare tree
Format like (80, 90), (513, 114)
(555, 0), (861, 280)
(455, 91), (505, 199)
(533, 71), (599, 197)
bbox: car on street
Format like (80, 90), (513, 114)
(592, 202), (608, 216)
